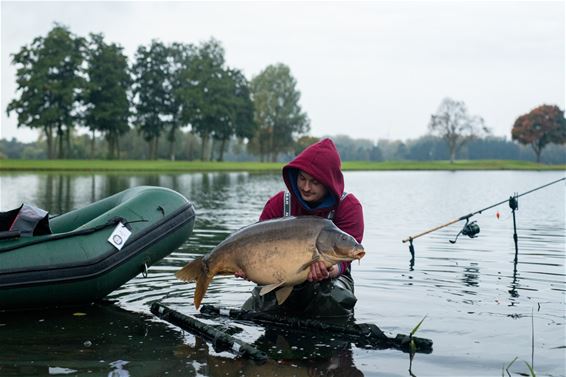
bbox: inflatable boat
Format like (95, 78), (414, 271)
(0, 186), (196, 310)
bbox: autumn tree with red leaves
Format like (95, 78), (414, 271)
(511, 105), (566, 162)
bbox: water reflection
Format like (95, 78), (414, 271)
(0, 302), (190, 376)
(2, 172), (275, 220)
(462, 263), (479, 288)
(175, 327), (364, 377)
(0, 300), (366, 377)
(0, 171), (564, 376)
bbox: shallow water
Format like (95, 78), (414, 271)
(0, 171), (564, 376)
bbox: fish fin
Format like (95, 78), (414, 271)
(259, 281), (286, 296)
(275, 286), (294, 305)
(175, 257), (204, 282)
(175, 257), (212, 309)
(297, 254), (320, 273)
(193, 273), (213, 310)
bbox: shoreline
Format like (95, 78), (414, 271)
(0, 159), (564, 172)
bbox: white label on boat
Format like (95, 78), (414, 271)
(108, 222), (132, 251)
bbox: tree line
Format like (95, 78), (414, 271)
(5, 24), (565, 163)
(427, 98), (565, 163)
(2, 132), (565, 164)
(6, 24), (309, 161)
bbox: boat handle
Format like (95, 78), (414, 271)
(0, 230), (21, 241)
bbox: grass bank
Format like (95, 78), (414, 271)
(0, 159), (282, 172)
(343, 160), (566, 171)
(0, 159), (564, 172)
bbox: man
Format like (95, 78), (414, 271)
(239, 138), (365, 318)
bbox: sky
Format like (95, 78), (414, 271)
(1, 1), (564, 143)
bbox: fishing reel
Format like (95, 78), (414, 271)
(449, 219), (480, 244)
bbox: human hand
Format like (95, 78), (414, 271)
(307, 261), (335, 282)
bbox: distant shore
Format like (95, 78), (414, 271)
(0, 159), (564, 172)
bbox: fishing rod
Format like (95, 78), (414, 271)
(402, 177), (565, 262)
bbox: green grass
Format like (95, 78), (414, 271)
(342, 160), (566, 171)
(0, 159), (283, 172)
(0, 159), (564, 172)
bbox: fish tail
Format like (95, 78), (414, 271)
(175, 257), (212, 309)
(175, 257), (204, 282)
(193, 273), (212, 310)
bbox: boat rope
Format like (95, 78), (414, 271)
(0, 217), (147, 253)
(402, 177), (565, 262)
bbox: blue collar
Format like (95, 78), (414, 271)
(287, 169), (336, 211)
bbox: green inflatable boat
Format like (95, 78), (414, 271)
(0, 186), (196, 310)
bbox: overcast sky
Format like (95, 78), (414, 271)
(1, 1), (564, 143)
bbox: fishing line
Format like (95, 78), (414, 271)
(402, 176), (565, 262)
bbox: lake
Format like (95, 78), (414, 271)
(0, 170), (564, 376)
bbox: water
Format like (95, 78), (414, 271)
(0, 171), (564, 376)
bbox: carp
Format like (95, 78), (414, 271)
(175, 216), (366, 309)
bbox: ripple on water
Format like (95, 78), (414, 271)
(2, 171), (564, 376)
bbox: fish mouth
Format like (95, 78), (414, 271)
(352, 246), (366, 260)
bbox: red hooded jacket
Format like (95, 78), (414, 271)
(259, 138), (364, 248)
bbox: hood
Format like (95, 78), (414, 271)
(282, 138), (344, 211)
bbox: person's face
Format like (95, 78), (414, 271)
(297, 171), (327, 203)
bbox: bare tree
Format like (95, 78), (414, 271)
(428, 98), (489, 163)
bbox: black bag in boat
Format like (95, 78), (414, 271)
(0, 203), (52, 239)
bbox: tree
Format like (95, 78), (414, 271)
(212, 68), (257, 161)
(428, 98), (489, 163)
(294, 136), (320, 156)
(7, 24), (85, 159)
(369, 145), (383, 161)
(250, 64), (310, 162)
(332, 135), (375, 160)
(466, 136), (520, 160)
(131, 40), (173, 159)
(168, 42), (195, 161)
(177, 38), (227, 160)
(83, 34), (131, 159)
(511, 105), (566, 163)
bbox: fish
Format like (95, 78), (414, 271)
(175, 216), (366, 309)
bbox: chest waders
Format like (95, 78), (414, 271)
(242, 192), (358, 321)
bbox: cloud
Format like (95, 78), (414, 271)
(1, 1), (563, 143)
